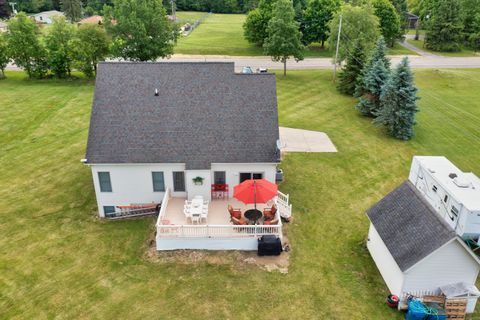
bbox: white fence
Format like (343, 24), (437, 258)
(276, 190), (293, 220)
(156, 188), (171, 226)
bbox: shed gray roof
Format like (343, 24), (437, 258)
(367, 181), (456, 271)
(85, 62), (280, 169)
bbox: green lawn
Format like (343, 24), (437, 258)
(2, 68), (480, 319)
(175, 11), (209, 24)
(407, 39), (480, 57)
(175, 13), (415, 57)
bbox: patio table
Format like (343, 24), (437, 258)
(244, 209), (262, 225)
(190, 197), (207, 223)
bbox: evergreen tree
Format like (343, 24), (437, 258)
(0, 33), (9, 78)
(374, 56), (419, 140)
(373, 0), (401, 47)
(45, 16), (75, 77)
(302, 0), (340, 47)
(369, 36), (390, 69)
(337, 39), (366, 96)
(104, 0), (177, 61)
(425, 0), (463, 52)
(7, 12), (49, 78)
(62, 0), (82, 22)
(263, 0), (304, 76)
(355, 58), (390, 116)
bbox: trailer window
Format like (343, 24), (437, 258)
(432, 185), (437, 192)
(451, 206), (459, 217)
(444, 195), (448, 203)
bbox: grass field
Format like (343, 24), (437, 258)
(176, 11), (209, 24)
(2, 68), (480, 319)
(175, 13), (415, 57)
(407, 39), (479, 57)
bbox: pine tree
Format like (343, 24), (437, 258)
(355, 36), (391, 116)
(263, 0), (304, 76)
(337, 39), (366, 96)
(374, 56), (419, 140)
(62, 0), (82, 22)
(425, 0), (463, 52)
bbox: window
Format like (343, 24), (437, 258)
(173, 171), (185, 192)
(451, 206), (459, 217)
(444, 195), (449, 203)
(239, 172), (263, 183)
(152, 172), (165, 192)
(432, 185), (437, 192)
(103, 206), (116, 217)
(214, 171), (226, 185)
(98, 172), (112, 192)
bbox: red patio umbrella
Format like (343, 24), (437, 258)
(233, 179), (278, 209)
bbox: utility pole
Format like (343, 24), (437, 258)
(333, 14), (343, 82)
(170, 0), (176, 21)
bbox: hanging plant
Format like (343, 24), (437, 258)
(193, 176), (204, 185)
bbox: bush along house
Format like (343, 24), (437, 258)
(83, 62), (292, 251)
(366, 156), (480, 313)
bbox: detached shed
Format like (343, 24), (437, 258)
(366, 181), (480, 310)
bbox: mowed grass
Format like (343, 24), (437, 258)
(407, 39), (480, 57)
(1, 68), (480, 319)
(175, 11), (209, 24)
(175, 13), (416, 57)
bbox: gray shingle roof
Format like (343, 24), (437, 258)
(85, 62), (280, 169)
(367, 181), (456, 271)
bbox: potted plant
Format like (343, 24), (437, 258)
(192, 176), (204, 185)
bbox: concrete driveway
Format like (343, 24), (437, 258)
(279, 127), (337, 153)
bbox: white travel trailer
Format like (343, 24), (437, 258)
(408, 156), (480, 241)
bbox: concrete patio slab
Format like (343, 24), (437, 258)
(279, 127), (337, 153)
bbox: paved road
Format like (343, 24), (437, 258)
(6, 53), (480, 72)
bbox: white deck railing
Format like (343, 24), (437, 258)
(156, 189), (291, 240)
(156, 188), (171, 226)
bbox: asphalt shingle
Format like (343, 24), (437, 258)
(367, 181), (456, 271)
(85, 62), (280, 169)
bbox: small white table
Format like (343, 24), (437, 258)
(189, 197), (208, 223)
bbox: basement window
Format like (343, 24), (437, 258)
(444, 195), (449, 203)
(432, 185), (438, 192)
(104, 206), (116, 217)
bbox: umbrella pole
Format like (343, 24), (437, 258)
(254, 180), (257, 210)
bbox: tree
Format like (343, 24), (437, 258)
(390, 0), (408, 30)
(0, 33), (9, 78)
(72, 23), (110, 77)
(45, 16), (75, 77)
(62, 0), (82, 22)
(425, 0), (463, 52)
(460, 0), (480, 38)
(469, 13), (480, 51)
(0, 0), (11, 18)
(337, 39), (366, 95)
(104, 0), (177, 61)
(329, 4), (380, 63)
(302, 0), (340, 47)
(243, 0), (277, 46)
(263, 0), (304, 76)
(7, 12), (49, 78)
(374, 56), (419, 140)
(373, 0), (401, 47)
(355, 37), (391, 116)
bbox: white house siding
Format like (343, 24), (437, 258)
(367, 223), (405, 295)
(185, 170), (212, 201)
(90, 163), (187, 217)
(402, 240), (480, 295)
(210, 163), (277, 198)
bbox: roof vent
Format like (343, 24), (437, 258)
(154, 88), (159, 96)
(449, 173), (458, 179)
(453, 176), (471, 188)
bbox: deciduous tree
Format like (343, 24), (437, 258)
(374, 56), (419, 140)
(104, 0), (177, 61)
(243, 0), (277, 46)
(0, 33), (9, 78)
(302, 0), (340, 47)
(7, 12), (49, 78)
(72, 23), (110, 77)
(45, 16), (75, 77)
(329, 4), (380, 63)
(263, 0), (304, 76)
(0, 0), (11, 18)
(373, 0), (401, 47)
(62, 0), (82, 22)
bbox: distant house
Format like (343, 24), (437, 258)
(84, 62), (292, 250)
(78, 15), (103, 25)
(366, 180), (480, 312)
(32, 10), (64, 24)
(0, 21), (7, 33)
(406, 13), (419, 29)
